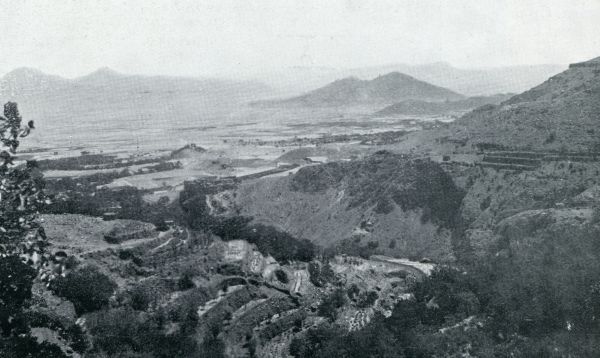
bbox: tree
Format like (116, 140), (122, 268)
(0, 102), (46, 264)
(318, 288), (347, 321)
(50, 266), (116, 315)
(0, 102), (61, 355)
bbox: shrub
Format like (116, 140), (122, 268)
(0, 336), (66, 358)
(357, 290), (379, 308)
(308, 262), (336, 287)
(0, 256), (36, 334)
(217, 263), (244, 276)
(129, 284), (161, 311)
(318, 288), (347, 321)
(347, 284), (360, 300)
(50, 266), (116, 315)
(177, 273), (195, 291)
(274, 269), (289, 284)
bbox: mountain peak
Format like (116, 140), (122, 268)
(372, 71), (416, 82)
(330, 76), (362, 85)
(259, 71), (463, 107)
(1, 67), (69, 95)
(3, 67), (48, 80)
(74, 67), (123, 85)
(86, 67), (121, 77)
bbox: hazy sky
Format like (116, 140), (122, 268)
(1, 0), (599, 78)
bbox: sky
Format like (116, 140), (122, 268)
(0, 0), (599, 78)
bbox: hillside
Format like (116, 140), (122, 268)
(450, 56), (600, 151)
(373, 94), (511, 117)
(185, 152), (465, 262)
(255, 72), (464, 108)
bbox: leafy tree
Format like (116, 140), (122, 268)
(308, 261), (336, 287)
(50, 266), (116, 315)
(177, 272), (195, 291)
(318, 288), (347, 321)
(289, 324), (343, 358)
(0, 103), (46, 264)
(274, 269), (289, 284)
(357, 290), (379, 308)
(0, 256), (36, 335)
(0, 102), (64, 355)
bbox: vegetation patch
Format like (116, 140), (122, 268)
(50, 266), (116, 315)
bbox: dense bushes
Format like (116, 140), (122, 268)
(211, 218), (316, 262)
(299, 220), (600, 357)
(85, 308), (199, 357)
(128, 283), (164, 311)
(46, 182), (183, 229)
(274, 269), (289, 284)
(0, 336), (67, 358)
(180, 184), (318, 262)
(83, 284), (213, 357)
(318, 288), (347, 321)
(290, 162), (345, 192)
(308, 262), (335, 287)
(26, 311), (88, 354)
(356, 290), (379, 308)
(290, 318), (401, 358)
(177, 272), (195, 291)
(50, 266), (116, 315)
(0, 257), (36, 335)
(291, 153), (465, 228)
(331, 238), (380, 258)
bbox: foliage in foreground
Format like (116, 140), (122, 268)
(291, 220), (600, 357)
(0, 103), (66, 356)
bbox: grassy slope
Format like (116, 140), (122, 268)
(450, 57), (600, 151)
(227, 152), (463, 262)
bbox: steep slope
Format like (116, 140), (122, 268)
(256, 72), (464, 108)
(196, 152), (465, 262)
(451, 56), (600, 151)
(374, 94), (511, 117)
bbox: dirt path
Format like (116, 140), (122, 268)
(370, 255), (435, 276)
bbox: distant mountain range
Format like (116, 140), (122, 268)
(0, 67), (272, 141)
(373, 94), (512, 117)
(247, 62), (566, 97)
(0, 67), (272, 100)
(253, 72), (464, 108)
(452, 56), (600, 150)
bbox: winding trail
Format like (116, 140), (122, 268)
(370, 255), (435, 276)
